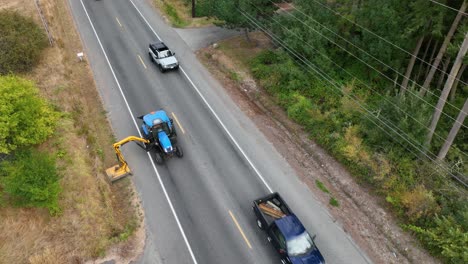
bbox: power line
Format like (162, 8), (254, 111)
(261, 8), (468, 160)
(429, 0), (468, 15)
(238, 8), (468, 187)
(274, 0), (468, 118)
(264, 0), (468, 128)
(292, 0), (468, 88)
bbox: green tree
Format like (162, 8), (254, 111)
(362, 92), (432, 156)
(405, 214), (468, 263)
(0, 149), (61, 215)
(0, 75), (58, 154)
(198, 0), (279, 41)
(0, 10), (48, 74)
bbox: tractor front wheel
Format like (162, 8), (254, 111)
(175, 146), (183, 158)
(154, 152), (164, 164)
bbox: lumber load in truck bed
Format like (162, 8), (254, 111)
(259, 203), (285, 218)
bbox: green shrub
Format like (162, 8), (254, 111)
(361, 92), (432, 156)
(405, 215), (468, 263)
(315, 180), (330, 194)
(329, 197), (340, 207)
(400, 185), (440, 222)
(0, 75), (59, 154)
(287, 93), (313, 125)
(0, 10), (48, 74)
(0, 149), (61, 215)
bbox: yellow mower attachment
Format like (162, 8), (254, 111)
(106, 136), (149, 183)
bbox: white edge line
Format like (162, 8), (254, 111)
(129, 0), (274, 194)
(78, 1), (198, 263)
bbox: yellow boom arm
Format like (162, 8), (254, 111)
(106, 136), (150, 182)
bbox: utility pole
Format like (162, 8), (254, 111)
(192, 0), (195, 18)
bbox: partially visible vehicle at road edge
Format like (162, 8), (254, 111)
(253, 192), (326, 264)
(148, 41), (179, 72)
(139, 109), (183, 164)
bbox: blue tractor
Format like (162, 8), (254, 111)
(138, 109), (183, 164)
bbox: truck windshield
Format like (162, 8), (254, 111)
(287, 231), (314, 256)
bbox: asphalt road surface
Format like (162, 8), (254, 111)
(68, 0), (372, 263)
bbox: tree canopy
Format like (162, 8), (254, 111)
(0, 10), (48, 74)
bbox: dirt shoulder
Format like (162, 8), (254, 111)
(196, 33), (439, 264)
(0, 0), (144, 263)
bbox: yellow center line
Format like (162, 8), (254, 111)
(229, 210), (252, 249)
(115, 17), (123, 27)
(172, 112), (186, 134)
(137, 54), (147, 69)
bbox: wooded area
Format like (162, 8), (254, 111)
(192, 0), (468, 262)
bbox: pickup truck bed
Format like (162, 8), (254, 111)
(253, 192), (292, 228)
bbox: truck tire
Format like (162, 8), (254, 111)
(159, 64), (165, 73)
(154, 152), (164, 165)
(175, 146), (183, 158)
(149, 52), (154, 62)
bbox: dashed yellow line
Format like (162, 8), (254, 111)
(137, 54), (147, 69)
(115, 17), (123, 27)
(172, 112), (186, 134)
(229, 210), (252, 249)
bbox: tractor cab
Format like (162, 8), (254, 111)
(150, 118), (173, 153)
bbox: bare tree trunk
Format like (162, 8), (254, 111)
(436, 56), (451, 90)
(416, 37), (433, 81)
(420, 1), (466, 96)
(425, 32), (468, 150)
(191, 0), (196, 18)
(450, 63), (466, 101)
(437, 98), (468, 160)
(393, 73), (399, 90)
(425, 39), (439, 77)
(244, 28), (251, 43)
(400, 36), (424, 94)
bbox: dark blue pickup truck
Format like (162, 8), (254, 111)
(253, 193), (325, 264)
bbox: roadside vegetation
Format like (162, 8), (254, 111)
(194, 0), (468, 263)
(0, 1), (141, 263)
(152, 0), (218, 28)
(0, 11), (48, 74)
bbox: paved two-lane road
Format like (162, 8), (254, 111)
(68, 0), (372, 263)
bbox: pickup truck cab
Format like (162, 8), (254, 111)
(148, 42), (179, 72)
(253, 193), (325, 264)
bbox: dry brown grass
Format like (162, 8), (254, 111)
(216, 33), (271, 67)
(0, 0), (143, 263)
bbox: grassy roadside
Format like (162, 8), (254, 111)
(0, 0), (143, 262)
(152, 0), (218, 28)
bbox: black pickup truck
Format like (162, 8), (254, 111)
(253, 192), (325, 264)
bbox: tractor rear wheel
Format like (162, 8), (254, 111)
(154, 152), (164, 164)
(175, 146), (183, 158)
